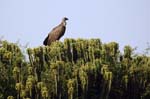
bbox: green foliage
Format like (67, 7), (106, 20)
(0, 39), (150, 99)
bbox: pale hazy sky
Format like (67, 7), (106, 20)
(0, 0), (149, 53)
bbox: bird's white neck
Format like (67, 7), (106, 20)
(61, 21), (67, 26)
(62, 21), (67, 26)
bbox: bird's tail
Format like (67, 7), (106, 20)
(43, 35), (49, 45)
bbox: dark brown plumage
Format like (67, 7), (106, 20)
(43, 17), (68, 46)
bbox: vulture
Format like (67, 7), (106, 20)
(43, 17), (68, 46)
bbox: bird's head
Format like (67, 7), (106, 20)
(63, 17), (69, 21)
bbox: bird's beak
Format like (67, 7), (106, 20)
(65, 18), (69, 20)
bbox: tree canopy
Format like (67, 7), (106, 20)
(0, 39), (150, 99)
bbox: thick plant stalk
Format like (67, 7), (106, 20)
(13, 66), (20, 83)
(15, 83), (21, 99)
(41, 87), (48, 99)
(100, 65), (112, 99)
(105, 72), (112, 99)
(27, 48), (33, 66)
(67, 79), (75, 99)
(79, 69), (88, 99)
(51, 63), (58, 97)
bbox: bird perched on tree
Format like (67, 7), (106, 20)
(43, 17), (69, 46)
